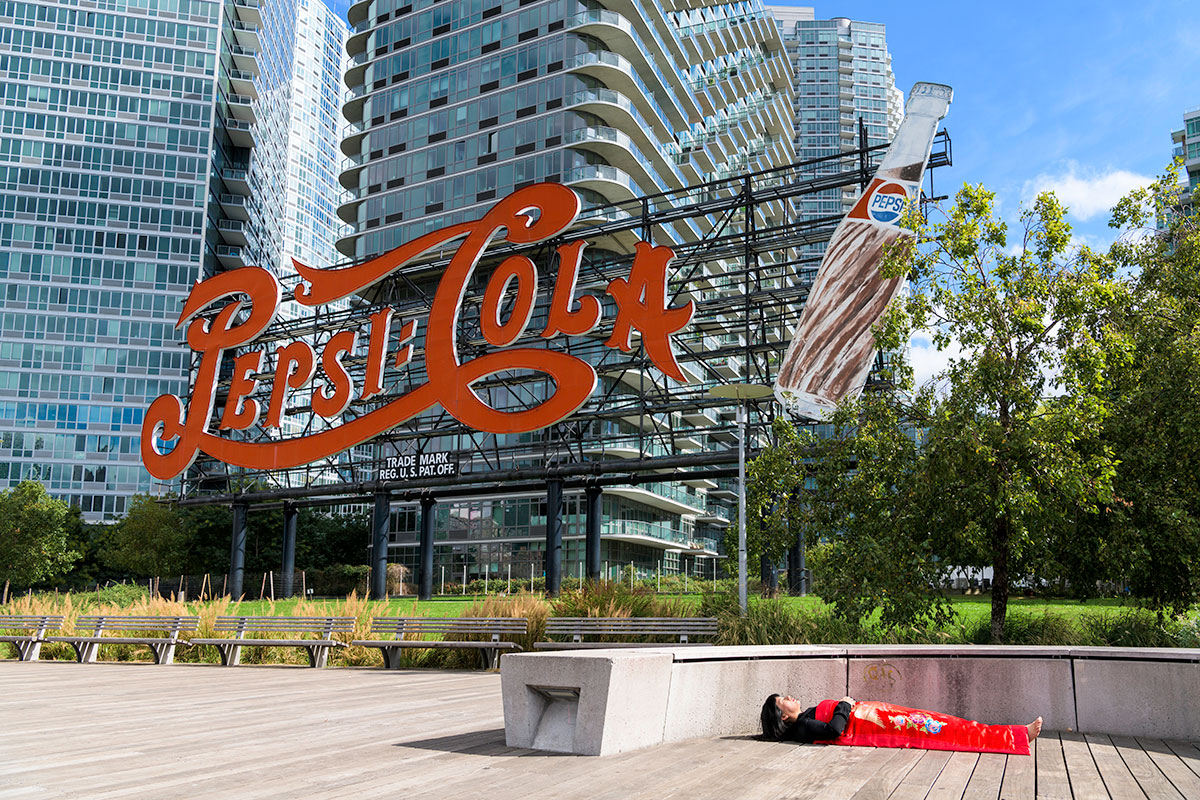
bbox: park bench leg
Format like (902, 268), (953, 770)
(152, 642), (177, 665)
(382, 648), (402, 669)
(307, 646), (329, 668)
(75, 641), (99, 663)
(480, 648), (496, 670)
(16, 639), (42, 662)
(218, 643), (241, 667)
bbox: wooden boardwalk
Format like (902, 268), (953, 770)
(2, 661), (1199, 799)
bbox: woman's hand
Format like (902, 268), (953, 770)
(840, 696), (855, 705)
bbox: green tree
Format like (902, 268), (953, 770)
(729, 416), (809, 593)
(99, 494), (188, 577)
(887, 186), (1121, 642)
(804, 185), (1121, 641)
(803, 391), (955, 630)
(1081, 167), (1200, 614)
(0, 480), (78, 589)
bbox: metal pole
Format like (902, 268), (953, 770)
(419, 497), (436, 600)
(371, 490), (390, 600)
(737, 402), (748, 614)
(585, 485), (602, 580)
(440, 565), (444, 596)
(229, 501), (247, 600)
(508, 564), (511, 594)
(545, 479), (563, 597)
(281, 503), (297, 597)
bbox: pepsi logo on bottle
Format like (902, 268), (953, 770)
(848, 178), (917, 227)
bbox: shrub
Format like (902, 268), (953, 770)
(551, 580), (688, 620)
(964, 610), (1085, 646)
(1079, 609), (1175, 648)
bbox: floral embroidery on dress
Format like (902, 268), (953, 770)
(889, 712), (944, 735)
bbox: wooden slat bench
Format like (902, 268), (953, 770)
(191, 616), (354, 668)
(533, 617), (718, 650)
(43, 615), (197, 664)
(353, 617), (527, 669)
(0, 615), (65, 661)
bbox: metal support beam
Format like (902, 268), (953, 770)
(546, 479), (563, 597)
(282, 503), (297, 597)
(419, 496), (436, 600)
(585, 485), (602, 581)
(229, 501), (247, 600)
(371, 490), (390, 600)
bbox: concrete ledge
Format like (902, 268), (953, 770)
(501, 645), (1200, 755)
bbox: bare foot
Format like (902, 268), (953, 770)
(1026, 717), (1043, 742)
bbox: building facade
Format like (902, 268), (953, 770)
(768, 9), (902, 226)
(340, 0), (797, 581)
(0, 0), (348, 520)
(1171, 106), (1200, 209)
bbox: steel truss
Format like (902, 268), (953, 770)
(178, 131), (951, 509)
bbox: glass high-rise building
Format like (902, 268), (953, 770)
(768, 8), (903, 225)
(0, 0), (348, 520)
(340, 0), (797, 578)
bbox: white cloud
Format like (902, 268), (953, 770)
(1024, 163), (1150, 222)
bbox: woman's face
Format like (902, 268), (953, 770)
(775, 695), (803, 724)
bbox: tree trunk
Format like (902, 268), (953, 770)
(990, 515), (1010, 644)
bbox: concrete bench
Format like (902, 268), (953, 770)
(44, 615), (197, 665)
(534, 617), (718, 650)
(352, 617), (527, 669)
(0, 615), (64, 661)
(191, 616), (353, 668)
(501, 644), (1200, 756)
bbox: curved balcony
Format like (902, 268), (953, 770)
(347, 0), (370, 30)
(566, 9), (696, 127)
(564, 51), (673, 142)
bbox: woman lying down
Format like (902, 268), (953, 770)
(761, 694), (1043, 756)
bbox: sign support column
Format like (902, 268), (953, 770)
(282, 502), (297, 597)
(419, 496), (436, 600)
(229, 500), (247, 600)
(546, 479), (563, 597)
(585, 484), (602, 581)
(371, 490), (390, 600)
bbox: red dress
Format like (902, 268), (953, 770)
(813, 700), (1030, 756)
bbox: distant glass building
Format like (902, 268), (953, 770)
(340, 0), (797, 578)
(0, 0), (348, 520)
(1171, 106), (1200, 209)
(768, 9), (902, 220)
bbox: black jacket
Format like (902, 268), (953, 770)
(788, 701), (852, 743)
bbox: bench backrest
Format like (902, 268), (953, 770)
(212, 616), (355, 637)
(0, 615), (65, 633)
(545, 617), (718, 642)
(370, 617), (528, 641)
(74, 616), (198, 635)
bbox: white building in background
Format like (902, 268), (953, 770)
(767, 7), (903, 224)
(1171, 106), (1200, 209)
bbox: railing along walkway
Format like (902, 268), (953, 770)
(3, 662), (1197, 799)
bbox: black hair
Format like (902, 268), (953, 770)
(761, 693), (788, 741)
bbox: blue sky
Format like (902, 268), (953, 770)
(326, 0), (1200, 383)
(773, 0), (1200, 246)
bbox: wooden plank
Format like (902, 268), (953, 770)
(890, 749), (953, 797)
(848, 748), (925, 800)
(1084, 734), (1151, 800)
(1135, 738), (1200, 799)
(961, 752), (1004, 800)
(1060, 730), (1111, 799)
(1107, 736), (1182, 800)
(1036, 733), (1074, 800)
(1160, 740), (1200, 780)
(926, 751), (980, 800)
